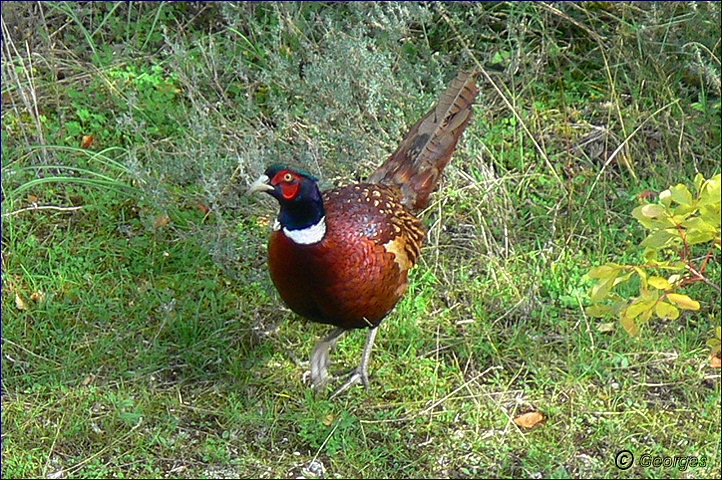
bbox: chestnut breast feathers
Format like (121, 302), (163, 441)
(323, 183), (425, 273)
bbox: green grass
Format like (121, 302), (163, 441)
(2, 1), (720, 478)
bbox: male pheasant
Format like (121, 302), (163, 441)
(249, 70), (478, 395)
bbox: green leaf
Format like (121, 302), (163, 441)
(620, 299), (657, 335)
(66, 120), (82, 137)
(590, 276), (616, 302)
(685, 229), (716, 245)
(642, 248), (659, 263)
(633, 266), (647, 281)
(708, 326), (721, 354)
(639, 303), (655, 324)
(640, 204), (666, 218)
(614, 270), (635, 287)
(625, 299), (655, 320)
(632, 205), (675, 230)
(648, 276), (671, 290)
(669, 183), (694, 206)
(586, 304), (612, 317)
(699, 205), (721, 227)
(682, 216), (716, 233)
(588, 264), (621, 279)
(699, 174), (720, 206)
(655, 301), (679, 320)
(694, 173), (705, 193)
(672, 204), (696, 217)
(620, 311), (639, 335)
(490, 50), (511, 64)
(659, 189), (672, 207)
(632, 205), (656, 228)
(666, 293), (700, 310)
(707, 337), (721, 355)
(641, 229), (676, 249)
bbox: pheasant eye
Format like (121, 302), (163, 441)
(283, 173), (294, 182)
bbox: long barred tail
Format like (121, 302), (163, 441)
(368, 70), (479, 212)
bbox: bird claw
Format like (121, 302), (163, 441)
(309, 326), (377, 398)
(329, 367), (369, 399)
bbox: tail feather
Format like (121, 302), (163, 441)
(368, 70), (478, 211)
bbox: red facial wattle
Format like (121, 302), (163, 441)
(271, 170), (300, 200)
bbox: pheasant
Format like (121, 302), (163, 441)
(249, 70), (478, 395)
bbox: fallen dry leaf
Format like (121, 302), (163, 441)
(321, 413), (334, 427)
(30, 290), (45, 302)
(637, 189), (656, 201)
(28, 194), (39, 203)
(15, 293), (27, 310)
(153, 215), (170, 229)
(710, 354), (721, 369)
(513, 411), (544, 429)
(81, 134), (94, 149)
(196, 203), (209, 214)
(597, 322), (615, 333)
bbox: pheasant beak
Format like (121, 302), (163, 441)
(248, 174), (275, 195)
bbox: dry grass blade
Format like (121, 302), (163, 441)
(1, 16), (49, 164)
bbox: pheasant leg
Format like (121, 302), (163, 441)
(330, 326), (379, 398)
(310, 327), (346, 389)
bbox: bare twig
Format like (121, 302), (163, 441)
(685, 263), (722, 294)
(3, 204), (83, 217)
